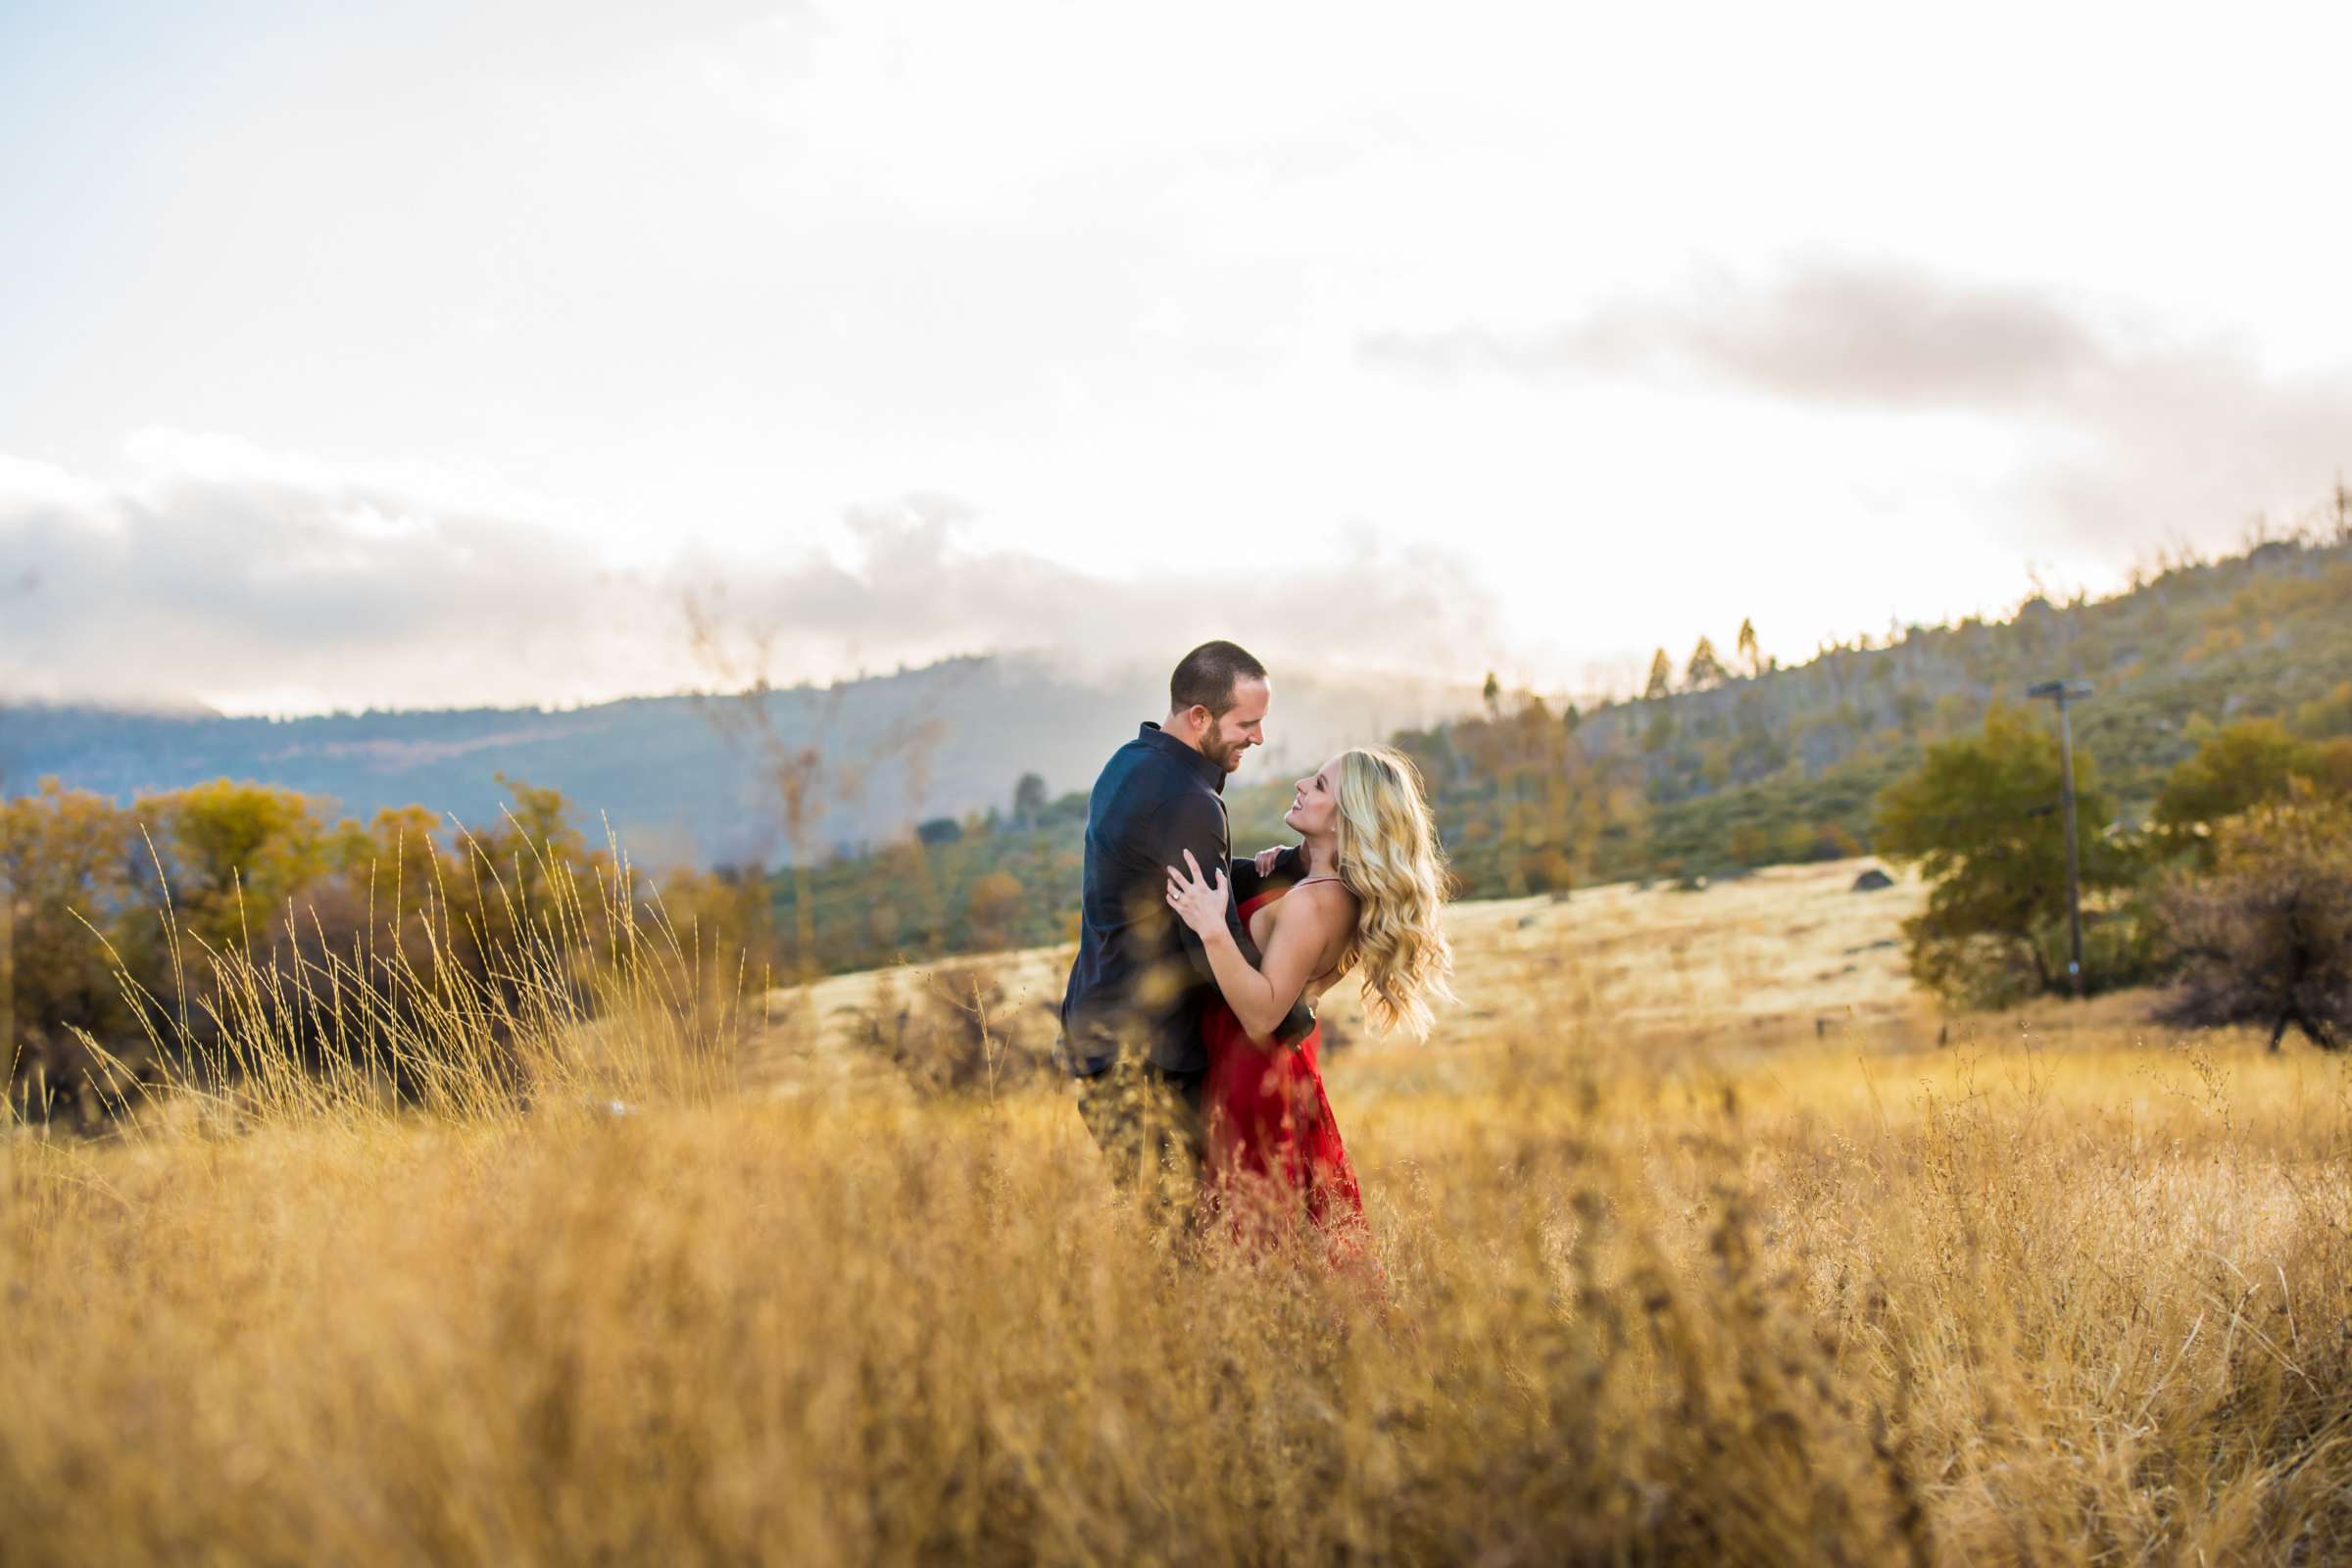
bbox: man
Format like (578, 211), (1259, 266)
(1060, 640), (1316, 1226)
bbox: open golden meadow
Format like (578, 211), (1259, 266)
(5, 858), (2349, 1565)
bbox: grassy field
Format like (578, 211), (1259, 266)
(5, 858), (2349, 1564)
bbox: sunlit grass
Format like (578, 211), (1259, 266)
(5, 860), (2350, 1564)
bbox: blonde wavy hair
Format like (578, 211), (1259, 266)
(1323, 745), (1457, 1039)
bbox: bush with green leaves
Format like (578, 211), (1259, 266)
(1875, 706), (2151, 1006)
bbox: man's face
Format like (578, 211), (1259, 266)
(1198, 676), (1270, 773)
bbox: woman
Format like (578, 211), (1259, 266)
(1163, 745), (1455, 1259)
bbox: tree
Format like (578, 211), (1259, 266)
(1736, 617), (1763, 677)
(642, 856), (785, 981)
(964, 870), (1026, 950)
(450, 772), (604, 960)
(136, 779), (329, 953)
(337, 805), (450, 908)
(1876, 706), (2137, 1006)
(1010, 772), (1049, 829)
(2152, 719), (2349, 862)
(1642, 706), (1676, 754)
(680, 593), (960, 982)
(1642, 649), (1674, 703)
(1684, 637), (1728, 691)
(1, 780), (141, 1069)
(1892, 687), (1931, 738)
(1482, 670), (1502, 717)
(2293, 680), (2352, 739)
(2158, 785), (2351, 1049)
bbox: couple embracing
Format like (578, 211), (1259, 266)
(1058, 640), (1455, 1260)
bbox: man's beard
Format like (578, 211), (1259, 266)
(1200, 727), (1245, 772)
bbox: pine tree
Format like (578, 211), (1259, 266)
(1010, 772), (1048, 828)
(1685, 637), (1728, 691)
(1642, 649), (1673, 702)
(1736, 617), (1762, 677)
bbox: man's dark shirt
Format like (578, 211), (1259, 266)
(1059, 723), (1317, 1076)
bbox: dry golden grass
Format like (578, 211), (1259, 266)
(6, 858), (2350, 1564)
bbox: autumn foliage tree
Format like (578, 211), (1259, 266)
(2, 770), (766, 1122)
(964, 870), (1026, 951)
(2150, 719), (2352, 863)
(1, 781), (142, 1069)
(140, 779), (330, 954)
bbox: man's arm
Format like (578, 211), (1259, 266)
(1227, 842), (1304, 905)
(1151, 794), (1318, 1046)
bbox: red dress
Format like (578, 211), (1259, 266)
(1197, 885), (1371, 1262)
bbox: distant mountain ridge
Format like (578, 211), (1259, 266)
(0, 657), (1479, 867)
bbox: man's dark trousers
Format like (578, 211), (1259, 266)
(1072, 1059), (1205, 1230)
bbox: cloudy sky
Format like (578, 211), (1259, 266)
(3, 0), (2347, 714)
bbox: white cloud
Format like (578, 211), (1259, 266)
(1366, 260), (2352, 563)
(1365, 263), (2115, 412)
(0, 436), (1514, 715)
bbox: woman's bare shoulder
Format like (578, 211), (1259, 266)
(1290, 878), (1358, 931)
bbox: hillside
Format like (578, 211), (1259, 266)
(1412, 523), (2352, 891)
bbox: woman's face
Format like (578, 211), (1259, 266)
(1282, 756), (1344, 838)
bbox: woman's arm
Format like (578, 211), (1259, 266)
(1165, 850), (1348, 1041)
(1148, 796), (1316, 1045)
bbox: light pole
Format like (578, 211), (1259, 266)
(2027, 678), (2094, 998)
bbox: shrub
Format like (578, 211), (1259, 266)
(2157, 784), (2352, 1049)
(962, 871), (1027, 950)
(843, 960), (1058, 1097)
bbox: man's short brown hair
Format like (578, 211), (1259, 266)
(1170, 640), (1267, 717)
